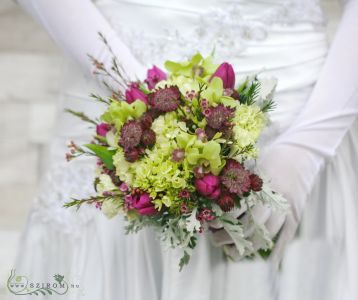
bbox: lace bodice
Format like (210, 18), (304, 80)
(95, 0), (326, 66)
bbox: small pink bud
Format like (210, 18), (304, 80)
(125, 83), (148, 104)
(96, 123), (110, 137)
(145, 66), (167, 90)
(195, 173), (221, 199)
(211, 62), (235, 89)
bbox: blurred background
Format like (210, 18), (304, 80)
(0, 0), (62, 297)
(0, 0), (342, 298)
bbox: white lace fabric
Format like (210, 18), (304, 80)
(30, 159), (97, 235)
(96, 0), (326, 66)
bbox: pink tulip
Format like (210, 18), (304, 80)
(195, 174), (221, 199)
(96, 123), (110, 137)
(133, 192), (157, 216)
(125, 83), (148, 104)
(211, 62), (235, 89)
(145, 65), (167, 90)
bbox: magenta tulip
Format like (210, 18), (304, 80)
(133, 192), (157, 216)
(125, 83), (148, 104)
(195, 173), (221, 199)
(96, 123), (110, 137)
(211, 62), (235, 89)
(145, 65), (167, 90)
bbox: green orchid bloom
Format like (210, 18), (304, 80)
(101, 99), (147, 129)
(165, 53), (218, 80)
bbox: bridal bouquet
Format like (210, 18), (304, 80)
(65, 51), (287, 269)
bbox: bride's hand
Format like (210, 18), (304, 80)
(210, 143), (307, 261)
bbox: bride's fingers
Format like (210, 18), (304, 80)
(209, 205), (250, 231)
(242, 203), (272, 237)
(270, 215), (298, 265)
(208, 219), (223, 230)
(264, 210), (286, 238)
(231, 204), (250, 219)
(223, 244), (242, 261)
(211, 228), (234, 247)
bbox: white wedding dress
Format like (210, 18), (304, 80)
(12, 0), (358, 299)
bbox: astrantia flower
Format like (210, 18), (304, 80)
(249, 174), (263, 192)
(119, 120), (143, 149)
(205, 104), (235, 130)
(124, 148), (140, 162)
(139, 111), (153, 128)
(148, 86), (181, 112)
(172, 148), (185, 162)
(195, 174), (221, 199)
(217, 194), (235, 212)
(220, 159), (251, 195)
(204, 125), (217, 140)
(141, 129), (156, 147)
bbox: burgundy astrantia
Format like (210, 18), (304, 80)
(148, 86), (181, 112)
(141, 129), (156, 147)
(216, 194), (235, 212)
(124, 147), (140, 162)
(139, 111), (153, 128)
(119, 120), (143, 149)
(205, 104), (235, 130)
(249, 174), (263, 192)
(220, 159), (251, 195)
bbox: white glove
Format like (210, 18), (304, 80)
(212, 0), (358, 261)
(16, 0), (145, 82)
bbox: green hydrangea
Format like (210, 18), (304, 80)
(96, 174), (117, 194)
(232, 104), (267, 158)
(102, 199), (122, 219)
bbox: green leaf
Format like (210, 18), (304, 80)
(179, 251), (191, 271)
(84, 144), (116, 170)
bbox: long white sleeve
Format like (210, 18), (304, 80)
(259, 0), (358, 257)
(16, 0), (145, 81)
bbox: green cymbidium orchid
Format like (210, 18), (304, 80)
(165, 53), (218, 80)
(101, 99), (147, 129)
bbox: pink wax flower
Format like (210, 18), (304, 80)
(195, 173), (221, 199)
(132, 192), (157, 216)
(195, 128), (206, 141)
(96, 123), (110, 137)
(197, 208), (215, 222)
(179, 189), (190, 199)
(119, 182), (129, 192)
(211, 62), (235, 89)
(125, 83), (148, 104)
(145, 65), (167, 90)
